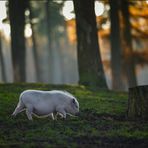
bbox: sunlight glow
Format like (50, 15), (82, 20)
(62, 1), (104, 20)
(0, 2), (32, 39)
(95, 1), (104, 16)
(0, 1), (7, 29)
(2, 24), (10, 39)
(0, 1), (10, 39)
(62, 1), (75, 20)
(25, 24), (32, 38)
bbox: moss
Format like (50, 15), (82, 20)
(0, 83), (148, 147)
(79, 72), (107, 89)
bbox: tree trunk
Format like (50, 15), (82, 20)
(120, 0), (137, 88)
(0, 31), (6, 82)
(45, 0), (54, 83)
(109, 0), (125, 90)
(73, 0), (107, 88)
(9, 0), (27, 82)
(28, 2), (41, 82)
(128, 85), (148, 120)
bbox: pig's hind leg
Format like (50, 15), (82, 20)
(26, 105), (33, 120)
(12, 100), (25, 116)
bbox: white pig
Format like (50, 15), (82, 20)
(12, 90), (79, 120)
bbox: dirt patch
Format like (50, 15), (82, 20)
(80, 109), (126, 121)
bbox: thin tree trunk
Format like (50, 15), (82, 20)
(121, 0), (137, 88)
(28, 3), (41, 81)
(9, 0), (26, 82)
(45, 0), (54, 83)
(0, 31), (6, 82)
(73, 0), (107, 88)
(109, 0), (124, 90)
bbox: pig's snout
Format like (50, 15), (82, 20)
(75, 112), (80, 116)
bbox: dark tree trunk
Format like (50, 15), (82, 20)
(109, 0), (124, 90)
(0, 32), (6, 82)
(73, 0), (107, 88)
(120, 0), (137, 88)
(28, 2), (41, 82)
(9, 0), (27, 82)
(128, 85), (148, 121)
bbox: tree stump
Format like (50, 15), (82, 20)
(127, 85), (148, 120)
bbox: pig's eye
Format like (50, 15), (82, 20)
(72, 99), (78, 108)
(72, 99), (75, 104)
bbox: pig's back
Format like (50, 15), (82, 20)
(20, 90), (52, 104)
(20, 90), (71, 104)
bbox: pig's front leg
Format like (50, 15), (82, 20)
(56, 107), (66, 119)
(49, 113), (55, 120)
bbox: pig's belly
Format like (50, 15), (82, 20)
(32, 103), (53, 116)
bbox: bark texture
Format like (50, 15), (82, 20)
(73, 0), (107, 88)
(128, 85), (148, 120)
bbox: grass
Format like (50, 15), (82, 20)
(0, 83), (148, 147)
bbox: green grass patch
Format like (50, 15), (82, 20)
(0, 83), (147, 147)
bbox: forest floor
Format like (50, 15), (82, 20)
(0, 83), (148, 148)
